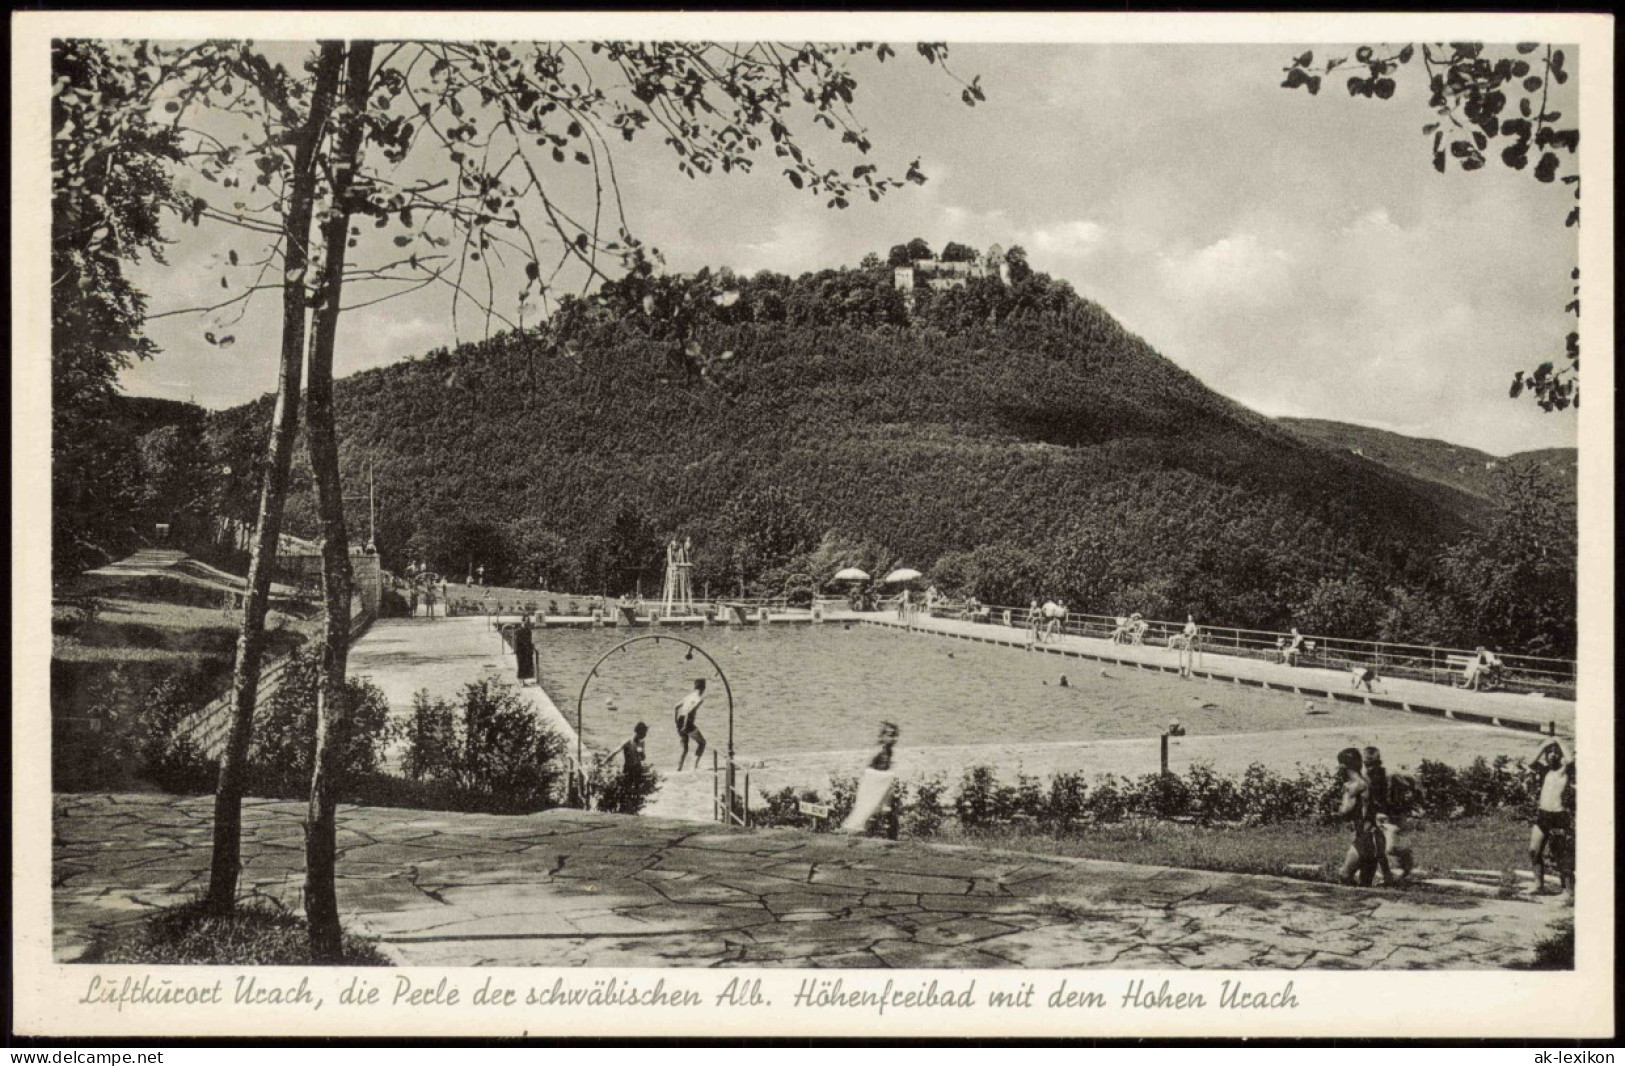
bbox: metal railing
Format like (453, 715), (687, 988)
(885, 599), (1575, 699)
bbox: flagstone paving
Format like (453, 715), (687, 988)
(53, 793), (1565, 969)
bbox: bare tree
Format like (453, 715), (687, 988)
(123, 36), (980, 954)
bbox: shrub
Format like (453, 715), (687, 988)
(132, 667), (219, 794)
(53, 693), (138, 793)
(1010, 772), (1048, 823)
(1184, 762), (1245, 824)
(906, 773), (950, 836)
(1125, 772), (1190, 820)
(396, 678), (567, 813)
(380, 588), (410, 617)
(954, 765), (1001, 829)
(826, 773), (859, 826)
(145, 733), (219, 795)
(1236, 762), (1303, 826)
(86, 897), (390, 966)
(751, 754), (1542, 843)
(593, 762), (662, 815)
(1084, 775), (1129, 824)
(1526, 918), (1575, 970)
(1415, 760), (1463, 820)
(249, 649), (392, 800)
(755, 785), (809, 827)
(398, 688), (458, 783)
(1043, 771), (1088, 832)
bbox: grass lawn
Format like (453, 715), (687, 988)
(82, 898), (392, 966)
(940, 811), (1536, 886)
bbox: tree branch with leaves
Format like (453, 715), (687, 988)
(1281, 42), (1580, 411)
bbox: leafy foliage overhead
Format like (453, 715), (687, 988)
(1281, 42), (1581, 413)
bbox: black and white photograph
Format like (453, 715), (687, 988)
(12, 10), (1613, 1040)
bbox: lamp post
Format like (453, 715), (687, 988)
(341, 459), (377, 553)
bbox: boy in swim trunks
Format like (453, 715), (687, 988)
(674, 678), (707, 771)
(1363, 747), (1413, 885)
(1335, 747), (1379, 887)
(601, 721), (649, 778)
(1528, 738), (1574, 895)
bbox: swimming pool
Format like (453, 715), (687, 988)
(532, 623), (1418, 757)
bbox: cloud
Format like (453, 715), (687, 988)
(1024, 219), (1108, 259)
(336, 311), (441, 376)
(1155, 232), (1294, 305)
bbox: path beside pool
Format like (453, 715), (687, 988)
(53, 793), (1567, 969)
(349, 617), (581, 762)
(858, 613), (1575, 734)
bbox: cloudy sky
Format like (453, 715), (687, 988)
(122, 42), (1581, 455)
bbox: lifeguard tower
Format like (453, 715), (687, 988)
(660, 537), (697, 618)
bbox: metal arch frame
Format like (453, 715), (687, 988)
(572, 633), (736, 787)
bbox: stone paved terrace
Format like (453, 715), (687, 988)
(54, 794), (1567, 969)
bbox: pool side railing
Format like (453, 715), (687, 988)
(894, 601), (1575, 700)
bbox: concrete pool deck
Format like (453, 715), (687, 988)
(349, 617), (581, 754)
(858, 613), (1574, 735)
(52, 794), (1567, 969)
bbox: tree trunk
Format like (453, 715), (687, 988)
(303, 39), (375, 961)
(204, 42), (346, 915)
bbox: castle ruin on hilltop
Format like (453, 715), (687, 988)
(893, 244), (1011, 309)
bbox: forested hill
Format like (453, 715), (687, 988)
(209, 254), (1568, 648)
(1279, 417), (1578, 508)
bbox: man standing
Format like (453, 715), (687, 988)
(512, 618), (536, 685)
(674, 678), (708, 771)
(1529, 738), (1575, 895)
(1041, 600), (1067, 644)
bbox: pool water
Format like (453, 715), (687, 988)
(533, 623), (1415, 758)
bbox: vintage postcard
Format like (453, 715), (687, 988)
(11, 10), (1614, 1040)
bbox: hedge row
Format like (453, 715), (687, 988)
(138, 655), (659, 816)
(755, 755), (1550, 836)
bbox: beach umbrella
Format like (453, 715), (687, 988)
(882, 568), (923, 584)
(832, 567), (871, 583)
